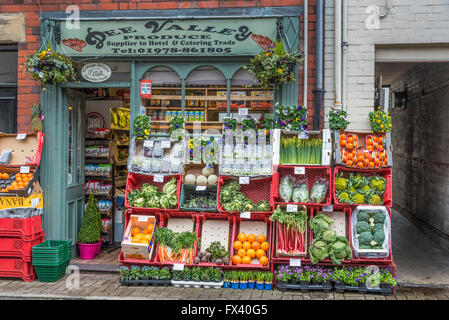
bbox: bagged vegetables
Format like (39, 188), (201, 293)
(279, 175), (294, 202)
(292, 179), (309, 203)
(310, 178), (328, 204)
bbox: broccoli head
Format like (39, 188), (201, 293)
(373, 211), (386, 223)
(370, 176), (387, 193)
(373, 230), (385, 245)
(356, 221), (370, 234)
(372, 223), (384, 233)
(358, 231), (373, 246)
(357, 210), (371, 223)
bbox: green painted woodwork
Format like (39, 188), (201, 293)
(280, 16), (300, 107)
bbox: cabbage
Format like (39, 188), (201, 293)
(292, 183), (309, 203)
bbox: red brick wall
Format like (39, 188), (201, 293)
(0, 0), (319, 132)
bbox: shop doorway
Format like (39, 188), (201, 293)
(61, 86), (130, 258)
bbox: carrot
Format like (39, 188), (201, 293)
(189, 250), (193, 264)
(159, 246), (164, 263)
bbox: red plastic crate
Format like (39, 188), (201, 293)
(152, 212), (199, 267)
(217, 176), (273, 214)
(229, 214), (272, 270)
(269, 206), (311, 264)
(0, 215), (43, 240)
(0, 231), (44, 262)
(0, 257), (35, 282)
(195, 212), (234, 268)
(125, 173), (182, 212)
(271, 165), (332, 206)
(333, 166), (392, 207)
(349, 206), (393, 265)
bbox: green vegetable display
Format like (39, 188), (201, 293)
(308, 214), (352, 265)
(292, 183), (309, 203)
(278, 176), (294, 202)
(309, 178), (328, 203)
(354, 209), (387, 250)
(334, 173), (387, 205)
(127, 177), (178, 209)
(219, 180), (270, 212)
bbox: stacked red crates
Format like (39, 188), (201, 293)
(0, 214), (44, 281)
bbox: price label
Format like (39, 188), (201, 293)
(286, 204), (298, 212)
(239, 177), (249, 184)
(20, 166), (30, 174)
(196, 185), (206, 191)
(290, 259), (302, 267)
(16, 133), (26, 140)
(153, 175), (164, 183)
(31, 197), (40, 207)
(238, 108), (248, 116)
(137, 216), (149, 222)
(322, 205), (333, 212)
(294, 167), (305, 175)
(240, 211), (251, 219)
(298, 131), (309, 140)
(161, 140), (171, 149)
(144, 140), (154, 148)
(173, 263), (185, 271)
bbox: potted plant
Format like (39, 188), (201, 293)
(328, 109), (350, 133)
(255, 272), (265, 290)
(77, 194), (102, 260)
(223, 271), (231, 289)
(239, 271), (248, 290)
(130, 266), (142, 281)
(245, 40), (303, 90)
(191, 266), (203, 288)
(171, 269), (183, 287)
(298, 267), (311, 287)
(332, 267), (347, 287)
(120, 266), (130, 284)
(380, 269), (397, 289)
(247, 271), (256, 289)
(23, 43), (78, 90)
(133, 114), (151, 140)
(182, 267), (193, 288)
(169, 116), (185, 142)
(368, 109), (392, 134)
(141, 266), (151, 280)
(275, 105), (308, 132)
(264, 272), (273, 290)
(275, 265), (291, 283)
(230, 271), (239, 290)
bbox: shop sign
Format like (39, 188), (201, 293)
(58, 18), (278, 56)
(81, 63), (112, 82)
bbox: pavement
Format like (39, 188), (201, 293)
(391, 209), (449, 288)
(0, 272), (448, 300)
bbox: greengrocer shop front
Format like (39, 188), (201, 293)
(38, 7), (304, 255)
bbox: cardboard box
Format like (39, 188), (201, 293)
(121, 214), (157, 260)
(0, 182), (43, 218)
(0, 132), (44, 166)
(0, 166), (40, 197)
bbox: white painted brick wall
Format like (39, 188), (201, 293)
(324, 1), (449, 131)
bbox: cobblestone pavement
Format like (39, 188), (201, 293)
(0, 273), (448, 300)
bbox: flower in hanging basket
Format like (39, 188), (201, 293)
(245, 40), (303, 90)
(23, 43), (78, 90)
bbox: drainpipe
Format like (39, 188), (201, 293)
(334, 0), (342, 109)
(313, 0), (323, 130)
(303, 0), (308, 109)
(342, 0), (348, 111)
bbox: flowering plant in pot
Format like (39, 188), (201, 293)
(77, 194), (102, 260)
(133, 114), (151, 140)
(275, 105), (308, 132)
(120, 266), (130, 282)
(223, 271), (231, 288)
(239, 271), (248, 290)
(169, 116), (185, 142)
(247, 271), (256, 289)
(379, 269), (397, 289)
(275, 265), (292, 283)
(328, 109), (350, 132)
(230, 271), (240, 289)
(264, 271), (273, 290)
(23, 43), (77, 90)
(368, 109), (392, 133)
(245, 40), (303, 90)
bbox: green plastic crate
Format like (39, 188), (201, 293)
(32, 240), (72, 266)
(34, 260), (71, 282)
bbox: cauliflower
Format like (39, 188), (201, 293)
(369, 194), (382, 205)
(335, 177), (347, 191)
(361, 185), (371, 193)
(370, 176), (387, 193)
(337, 192), (351, 203)
(352, 193), (365, 204)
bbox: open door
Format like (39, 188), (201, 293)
(64, 89), (86, 255)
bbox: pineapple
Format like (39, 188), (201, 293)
(31, 104), (42, 132)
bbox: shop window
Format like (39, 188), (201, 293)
(229, 68), (273, 122)
(0, 45), (17, 133)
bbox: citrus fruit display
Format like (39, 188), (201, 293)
(232, 232), (269, 265)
